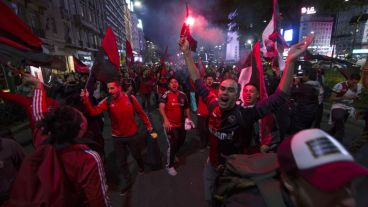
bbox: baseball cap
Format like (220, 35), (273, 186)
(277, 128), (368, 191)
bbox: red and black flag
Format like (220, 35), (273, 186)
(91, 27), (120, 82)
(238, 42), (274, 146)
(179, 1), (197, 52)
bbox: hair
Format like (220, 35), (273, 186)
(243, 83), (260, 93)
(350, 73), (361, 81)
(302, 67), (317, 81)
(204, 73), (215, 79)
(168, 76), (178, 83)
(107, 80), (121, 87)
(37, 105), (83, 144)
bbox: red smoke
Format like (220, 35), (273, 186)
(190, 15), (225, 45)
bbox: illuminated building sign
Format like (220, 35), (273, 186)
(301, 7), (316, 15)
(352, 49), (368, 54)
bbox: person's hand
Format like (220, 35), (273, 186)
(178, 36), (190, 55)
(260, 145), (270, 153)
(184, 118), (195, 130)
(287, 35), (314, 61)
(80, 89), (89, 99)
(163, 119), (172, 132)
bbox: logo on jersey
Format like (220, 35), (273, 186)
(209, 127), (235, 140)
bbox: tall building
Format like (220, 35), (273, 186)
(131, 12), (145, 62)
(105, 0), (127, 51)
(332, 4), (368, 58)
(299, 7), (334, 56)
(144, 41), (159, 64)
(123, 0), (133, 45)
(5, 0), (105, 68)
(67, 0), (106, 66)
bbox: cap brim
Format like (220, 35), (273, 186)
(299, 161), (368, 191)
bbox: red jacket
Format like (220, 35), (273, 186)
(0, 87), (58, 146)
(5, 143), (110, 207)
(84, 93), (152, 137)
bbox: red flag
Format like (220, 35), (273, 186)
(73, 56), (89, 74)
(0, 1), (42, 51)
(101, 27), (120, 69)
(126, 39), (134, 67)
(179, 1), (197, 52)
(238, 42), (273, 146)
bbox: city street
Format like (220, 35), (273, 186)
(11, 102), (368, 207)
(2, 0), (368, 206)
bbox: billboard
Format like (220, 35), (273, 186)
(284, 29), (293, 42)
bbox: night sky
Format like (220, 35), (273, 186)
(135, 0), (351, 54)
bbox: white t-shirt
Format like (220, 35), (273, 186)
(332, 81), (362, 107)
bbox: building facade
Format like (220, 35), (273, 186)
(332, 4), (368, 58)
(105, 0), (126, 51)
(299, 13), (334, 56)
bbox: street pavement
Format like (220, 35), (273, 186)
(10, 102), (368, 207)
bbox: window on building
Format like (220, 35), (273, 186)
(64, 0), (69, 10)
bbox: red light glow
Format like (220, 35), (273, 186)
(185, 16), (195, 26)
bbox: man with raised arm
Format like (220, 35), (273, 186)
(179, 35), (314, 206)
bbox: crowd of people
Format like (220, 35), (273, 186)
(0, 34), (367, 207)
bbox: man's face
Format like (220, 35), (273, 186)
(169, 78), (179, 92)
(218, 79), (238, 110)
(205, 76), (214, 87)
(287, 176), (355, 207)
(242, 84), (259, 106)
(107, 82), (121, 99)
